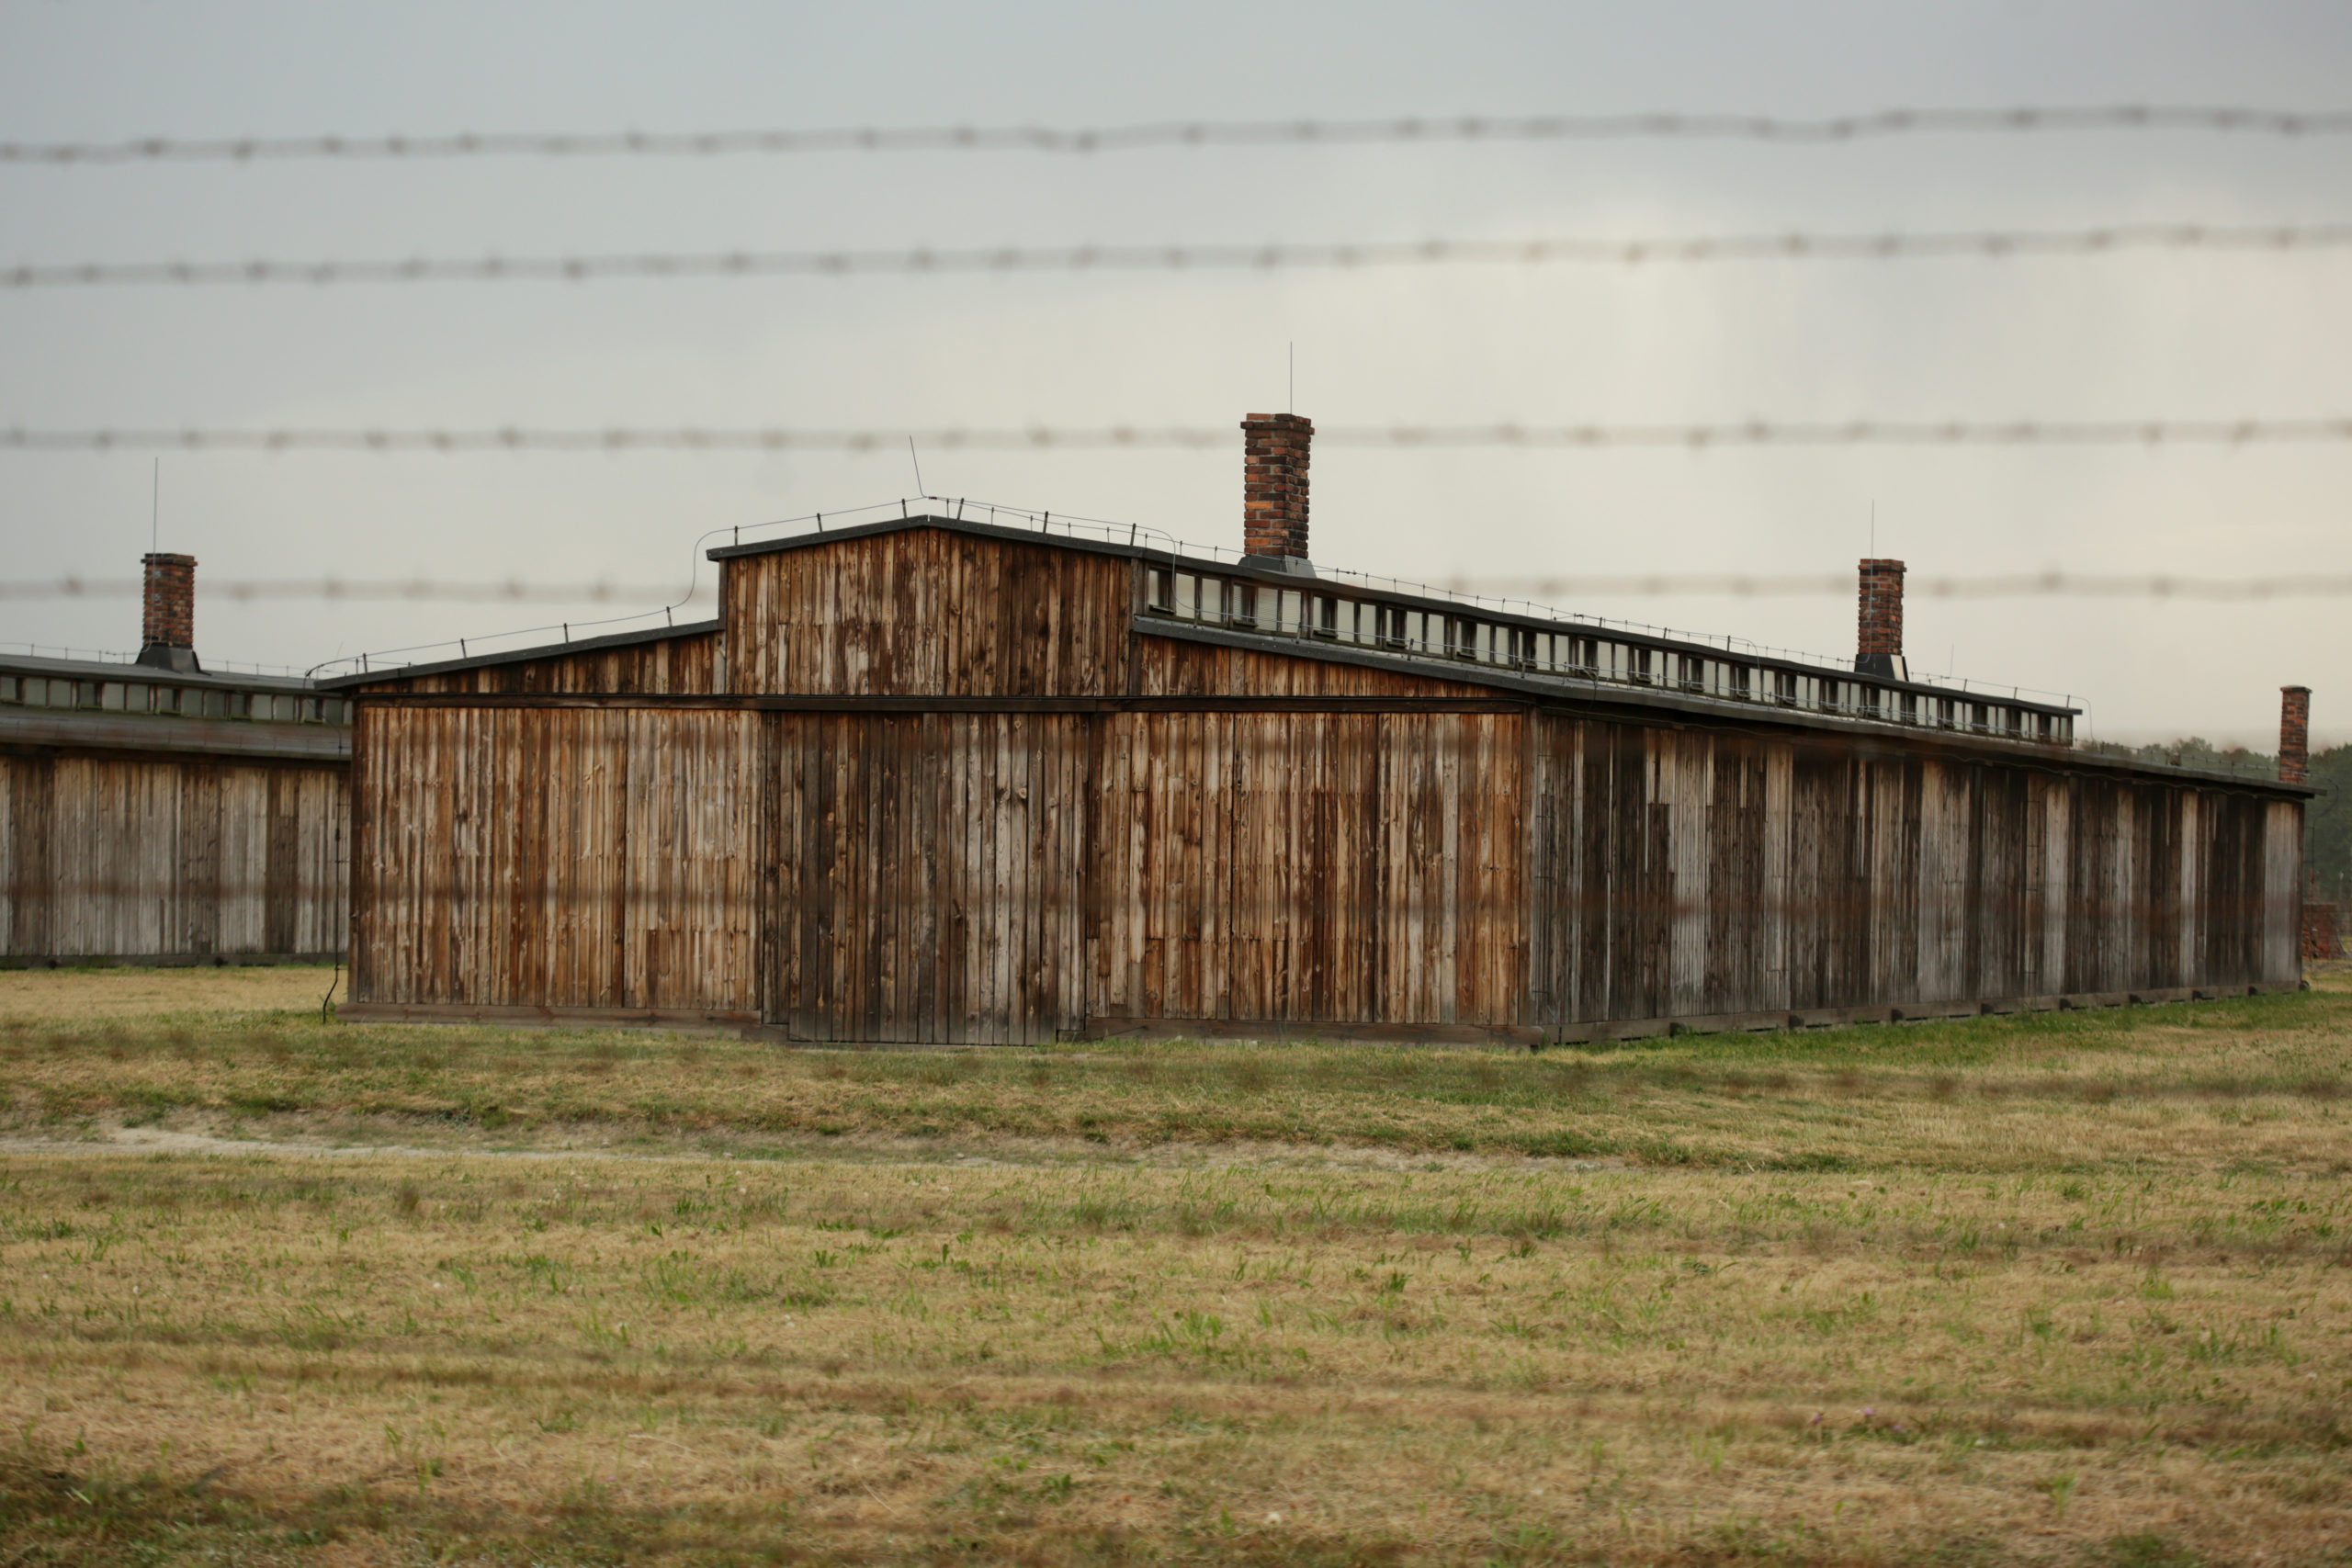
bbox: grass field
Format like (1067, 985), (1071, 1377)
(1, 968), (2346, 1564)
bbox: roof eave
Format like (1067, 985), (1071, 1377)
(315, 618), (723, 691)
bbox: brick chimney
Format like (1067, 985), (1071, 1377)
(2279, 685), (2311, 784)
(1854, 558), (1906, 680)
(138, 551), (201, 673)
(1241, 412), (1312, 565)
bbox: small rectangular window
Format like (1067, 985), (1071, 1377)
(1148, 567), (1175, 613)
(1175, 573), (1200, 619)
(322, 698), (345, 725)
(1818, 679), (1841, 712)
(201, 689), (227, 717)
(1677, 654), (1703, 694)
(0, 676), (17, 703)
(1220, 581), (1256, 627)
(1277, 590), (1303, 633)
(1899, 690), (1917, 723)
(1313, 596), (1339, 639)
(1729, 664), (1753, 701)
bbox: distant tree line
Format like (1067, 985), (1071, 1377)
(2079, 739), (2350, 907)
(2311, 745), (2352, 910)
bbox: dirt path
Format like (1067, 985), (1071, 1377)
(0, 1120), (1621, 1174)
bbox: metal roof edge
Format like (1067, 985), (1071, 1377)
(315, 618), (723, 690)
(1136, 618), (2314, 796)
(707, 513), (1149, 565)
(0, 651), (318, 692)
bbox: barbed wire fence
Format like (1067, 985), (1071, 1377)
(6, 572), (2351, 604)
(6, 420), (2349, 453)
(13, 224), (2352, 288)
(7, 106), (2352, 165)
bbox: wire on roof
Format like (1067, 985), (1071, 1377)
(7, 107), (2351, 164)
(15, 223), (2352, 288)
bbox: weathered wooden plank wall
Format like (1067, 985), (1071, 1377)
(723, 533), (1133, 696)
(0, 753), (346, 960)
(351, 705), (758, 1012)
(1525, 718), (2298, 1028)
(760, 713), (1090, 1043)
(350, 697), (2299, 1042)
(1085, 711), (1527, 1032)
(1135, 639), (1498, 699)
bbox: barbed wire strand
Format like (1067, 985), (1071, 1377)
(8, 572), (2352, 603)
(6, 422), (2349, 454)
(16, 223), (2352, 288)
(8, 107), (2352, 165)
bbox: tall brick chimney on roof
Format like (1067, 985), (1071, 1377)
(138, 552), (201, 674)
(1855, 558), (1906, 680)
(1241, 412), (1312, 565)
(2280, 685), (2311, 785)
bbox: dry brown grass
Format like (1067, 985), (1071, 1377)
(2, 968), (2348, 1175)
(0, 970), (2346, 1563)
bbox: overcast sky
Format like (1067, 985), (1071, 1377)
(2, 1), (2346, 742)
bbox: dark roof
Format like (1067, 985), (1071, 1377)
(313, 618), (720, 692)
(1144, 615), (2312, 796)
(0, 649), (317, 694)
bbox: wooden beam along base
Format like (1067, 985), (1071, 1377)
(331, 983), (2299, 1049)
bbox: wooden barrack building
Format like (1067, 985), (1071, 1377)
(2, 556), (352, 966)
(330, 416), (2311, 1043)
